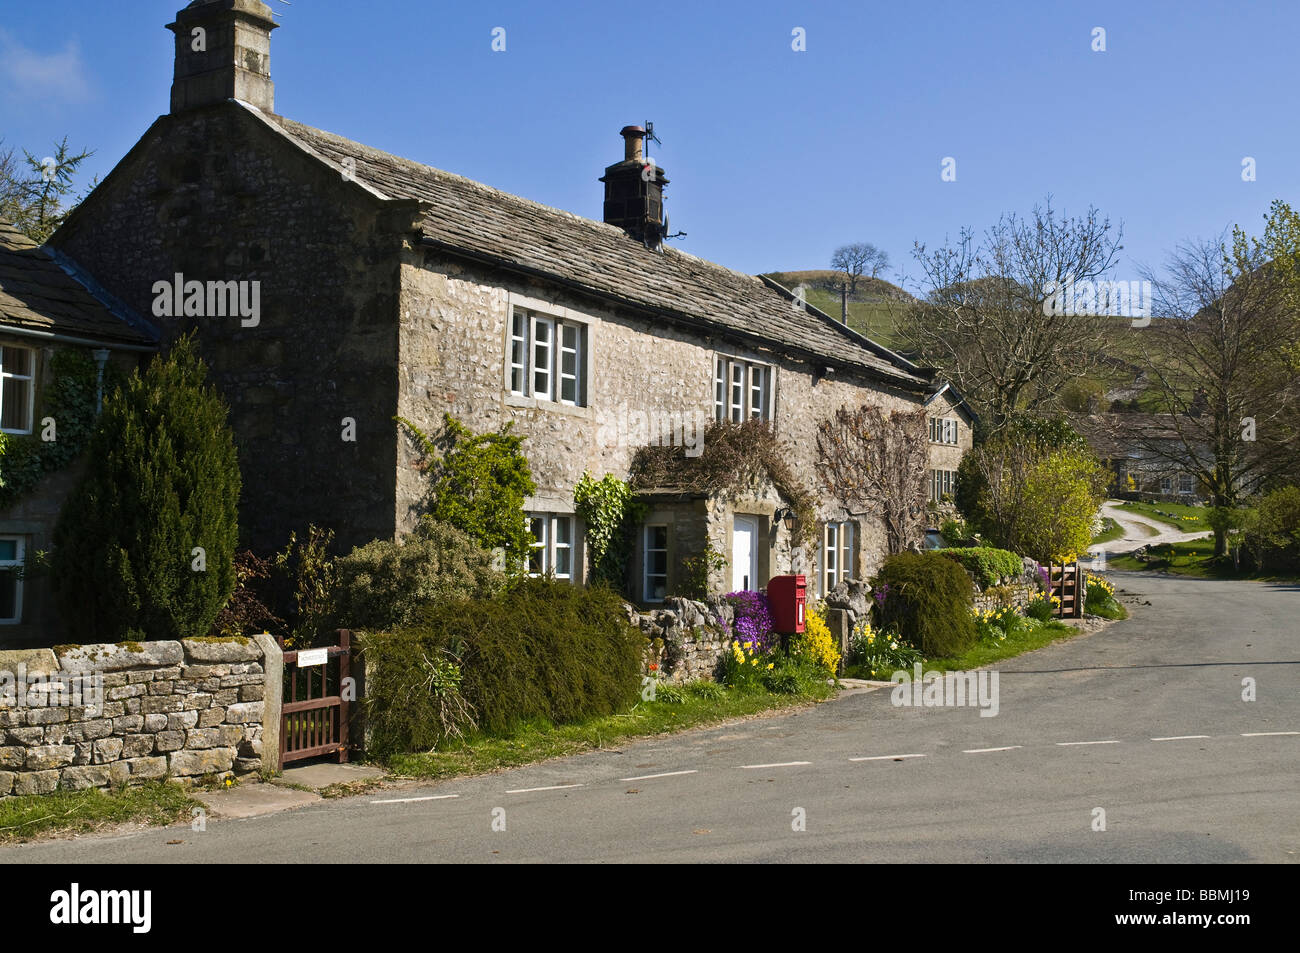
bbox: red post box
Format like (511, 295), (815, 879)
(768, 574), (806, 633)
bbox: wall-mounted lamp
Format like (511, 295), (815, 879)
(776, 506), (799, 534)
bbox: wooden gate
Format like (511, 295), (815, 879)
(278, 629), (352, 765)
(1047, 562), (1083, 619)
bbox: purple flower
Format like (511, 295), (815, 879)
(873, 584), (890, 607)
(724, 591), (777, 653)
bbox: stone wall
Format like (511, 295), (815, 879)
(0, 634), (281, 798)
(972, 584), (1038, 614)
(51, 102), (410, 555)
(627, 597), (735, 683)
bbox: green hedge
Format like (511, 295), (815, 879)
(872, 552), (976, 658)
(933, 547), (1022, 588)
(328, 521), (503, 633)
(359, 578), (642, 757)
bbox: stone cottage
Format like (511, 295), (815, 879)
(0, 222), (156, 645)
(47, 0), (972, 610)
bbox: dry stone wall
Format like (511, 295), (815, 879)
(0, 634), (281, 798)
(627, 596), (736, 683)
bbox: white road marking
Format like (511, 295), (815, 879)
(1151, 735), (1210, 741)
(739, 761), (812, 769)
(505, 783), (583, 794)
(619, 770), (698, 782)
(962, 746), (1022, 754)
(1241, 731), (1299, 737)
(1056, 740), (1121, 746)
(370, 794), (459, 804)
(849, 754), (926, 762)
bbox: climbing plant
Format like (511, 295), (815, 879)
(0, 347), (102, 509)
(574, 471), (645, 586)
(397, 414), (536, 569)
(629, 420), (818, 551)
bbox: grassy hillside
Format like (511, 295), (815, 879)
(762, 270), (913, 351)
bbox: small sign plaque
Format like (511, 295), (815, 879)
(297, 648), (329, 667)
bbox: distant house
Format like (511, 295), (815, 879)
(44, 0), (971, 611)
(0, 222), (155, 644)
(1072, 411), (1213, 502)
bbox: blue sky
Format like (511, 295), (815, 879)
(2, 0), (1297, 287)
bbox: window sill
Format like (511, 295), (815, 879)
(505, 393), (592, 418)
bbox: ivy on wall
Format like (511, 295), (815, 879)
(574, 471), (646, 586)
(0, 348), (102, 508)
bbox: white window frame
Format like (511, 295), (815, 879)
(1179, 473), (1194, 494)
(929, 417), (958, 445)
(526, 513), (574, 581)
(0, 345), (36, 435)
(823, 521), (855, 594)
(0, 535), (25, 624)
(504, 301), (589, 408)
(714, 354), (774, 422)
(643, 524), (669, 603)
(508, 311), (528, 395)
(531, 314), (554, 402)
(929, 469), (956, 503)
(1160, 475), (1173, 493)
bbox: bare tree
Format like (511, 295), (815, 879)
(815, 404), (928, 554)
(898, 199), (1123, 428)
(1118, 230), (1300, 554)
(831, 242), (889, 295)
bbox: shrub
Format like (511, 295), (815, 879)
(1243, 486), (1300, 571)
(794, 603), (841, 675)
(360, 577), (641, 756)
(870, 552), (976, 657)
(210, 550), (285, 638)
(329, 521), (503, 633)
(51, 334), (240, 641)
(957, 415), (1107, 561)
(933, 546), (1022, 587)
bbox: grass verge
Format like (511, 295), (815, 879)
(388, 681), (836, 781)
(918, 620), (1077, 674)
(0, 781), (197, 844)
(1115, 499), (1210, 531)
(1091, 517), (1125, 545)
(1108, 536), (1298, 581)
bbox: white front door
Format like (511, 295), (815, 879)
(732, 516), (759, 592)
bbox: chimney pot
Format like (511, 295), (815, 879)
(620, 125), (645, 163)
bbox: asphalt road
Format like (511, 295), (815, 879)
(4, 573), (1297, 863)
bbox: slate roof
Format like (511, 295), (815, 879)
(249, 105), (932, 390)
(0, 221), (156, 348)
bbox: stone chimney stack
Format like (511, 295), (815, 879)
(600, 125), (668, 247)
(167, 0), (278, 114)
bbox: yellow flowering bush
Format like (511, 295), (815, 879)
(794, 603), (841, 675)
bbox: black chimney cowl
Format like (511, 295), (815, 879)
(599, 126), (668, 247)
